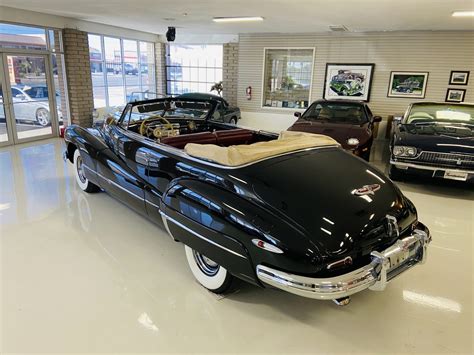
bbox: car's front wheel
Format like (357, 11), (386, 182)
(73, 149), (101, 193)
(184, 245), (234, 294)
(36, 108), (50, 127)
(229, 117), (237, 125)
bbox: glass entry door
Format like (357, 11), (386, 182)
(0, 53), (58, 144)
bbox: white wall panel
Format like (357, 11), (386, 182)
(237, 31), (474, 134)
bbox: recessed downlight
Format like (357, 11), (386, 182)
(452, 11), (474, 17)
(213, 16), (264, 23)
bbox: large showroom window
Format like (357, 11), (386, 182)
(166, 44), (223, 95)
(262, 48), (314, 109)
(88, 34), (156, 108)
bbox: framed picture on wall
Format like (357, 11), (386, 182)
(323, 63), (375, 101)
(449, 71), (470, 85)
(387, 71), (429, 98)
(262, 48), (315, 109)
(445, 88), (466, 103)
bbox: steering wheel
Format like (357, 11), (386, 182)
(139, 116), (174, 139)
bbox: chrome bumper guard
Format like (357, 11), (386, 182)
(390, 160), (474, 175)
(256, 229), (431, 300)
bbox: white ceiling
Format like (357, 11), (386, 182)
(2, 0), (474, 35)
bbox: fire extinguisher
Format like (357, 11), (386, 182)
(246, 86), (252, 100)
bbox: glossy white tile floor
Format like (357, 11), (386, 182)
(1, 139), (473, 354)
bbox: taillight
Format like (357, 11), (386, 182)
(252, 239), (284, 254)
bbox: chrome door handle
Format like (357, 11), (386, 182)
(147, 156), (159, 168)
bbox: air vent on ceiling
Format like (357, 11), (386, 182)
(329, 25), (348, 32)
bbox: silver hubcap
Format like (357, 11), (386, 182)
(193, 250), (220, 276)
(36, 109), (49, 126)
(76, 155), (86, 183)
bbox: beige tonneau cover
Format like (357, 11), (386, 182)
(184, 131), (339, 167)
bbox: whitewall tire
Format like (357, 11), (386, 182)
(185, 245), (234, 294)
(73, 149), (100, 193)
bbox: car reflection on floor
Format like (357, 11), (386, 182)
(0, 138), (472, 354)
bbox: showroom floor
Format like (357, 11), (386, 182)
(1, 138), (472, 353)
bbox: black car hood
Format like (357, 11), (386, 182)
(396, 124), (474, 153)
(246, 148), (415, 258)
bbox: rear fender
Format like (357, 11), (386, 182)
(160, 178), (321, 285)
(161, 178), (280, 285)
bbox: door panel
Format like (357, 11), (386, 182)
(96, 147), (146, 214)
(96, 125), (146, 214)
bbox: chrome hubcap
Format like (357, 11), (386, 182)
(193, 250), (220, 276)
(36, 109), (49, 126)
(76, 155), (86, 183)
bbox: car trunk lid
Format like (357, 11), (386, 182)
(247, 147), (414, 258)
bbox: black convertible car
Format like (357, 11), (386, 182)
(64, 97), (430, 305)
(390, 102), (474, 182)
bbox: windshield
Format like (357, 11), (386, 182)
(406, 104), (474, 125)
(302, 102), (367, 124)
(127, 100), (213, 125)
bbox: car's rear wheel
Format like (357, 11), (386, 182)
(36, 108), (50, 127)
(389, 164), (406, 181)
(229, 117), (237, 125)
(184, 245), (234, 294)
(73, 149), (101, 193)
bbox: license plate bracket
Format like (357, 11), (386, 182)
(444, 170), (468, 181)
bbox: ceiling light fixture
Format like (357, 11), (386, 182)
(213, 16), (264, 23)
(452, 11), (474, 17)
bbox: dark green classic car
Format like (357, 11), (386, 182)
(177, 93), (241, 125)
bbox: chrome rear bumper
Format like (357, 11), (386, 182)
(256, 228), (431, 300)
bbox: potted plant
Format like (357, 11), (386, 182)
(210, 81), (223, 96)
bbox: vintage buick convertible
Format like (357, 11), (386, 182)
(64, 97), (430, 305)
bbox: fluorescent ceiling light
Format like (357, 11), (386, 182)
(452, 11), (474, 17)
(213, 16), (264, 23)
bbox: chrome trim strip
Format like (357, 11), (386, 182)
(124, 129), (339, 170)
(82, 164), (97, 175)
(390, 160), (474, 174)
(92, 168), (144, 201)
(256, 229), (431, 300)
(160, 212), (247, 259)
(145, 199), (160, 209)
(159, 211), (175, 240)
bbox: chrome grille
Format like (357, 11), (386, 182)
(415, 151), (474, 169)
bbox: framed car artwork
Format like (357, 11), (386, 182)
(388, 71), (429, 98)
(323, 63), (375, 102)
(445, 88), (466, 102)
(449, 70), (470, 85)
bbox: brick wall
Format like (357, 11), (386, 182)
(223, 43), (238, 106)
(155, 43), (167, 96)
(62, 28), (94, 127)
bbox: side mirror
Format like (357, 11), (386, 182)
(16, 94), (27, 100)
(294, 112), (302, 118)
(373, 116), (382, 123)
(393, 116), (403, 123)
